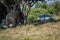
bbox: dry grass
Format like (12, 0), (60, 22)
(53, 15), (60, 20)
(0, 22), (60, 40)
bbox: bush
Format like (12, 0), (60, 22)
(46, 6), (54, 14)
(35, 2), (48, 9)
(27, 8), (50, 23)
(35, 3), (54, 15)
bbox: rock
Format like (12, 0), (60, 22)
(0, 19), (7, 28)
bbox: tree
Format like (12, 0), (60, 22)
(53, 1), (60, 16)
(0, 0), (45, 24)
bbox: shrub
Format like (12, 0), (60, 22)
(35, 3), (55, 15)
(27, 8), (49, 23)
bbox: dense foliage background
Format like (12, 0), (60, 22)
(0, 0), (60, 23)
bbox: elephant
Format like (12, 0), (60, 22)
(6, 4), (24, 27)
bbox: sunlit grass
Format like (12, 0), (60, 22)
(0, 22), (60, 40)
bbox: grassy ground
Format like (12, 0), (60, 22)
(0, 22), (60, 40)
